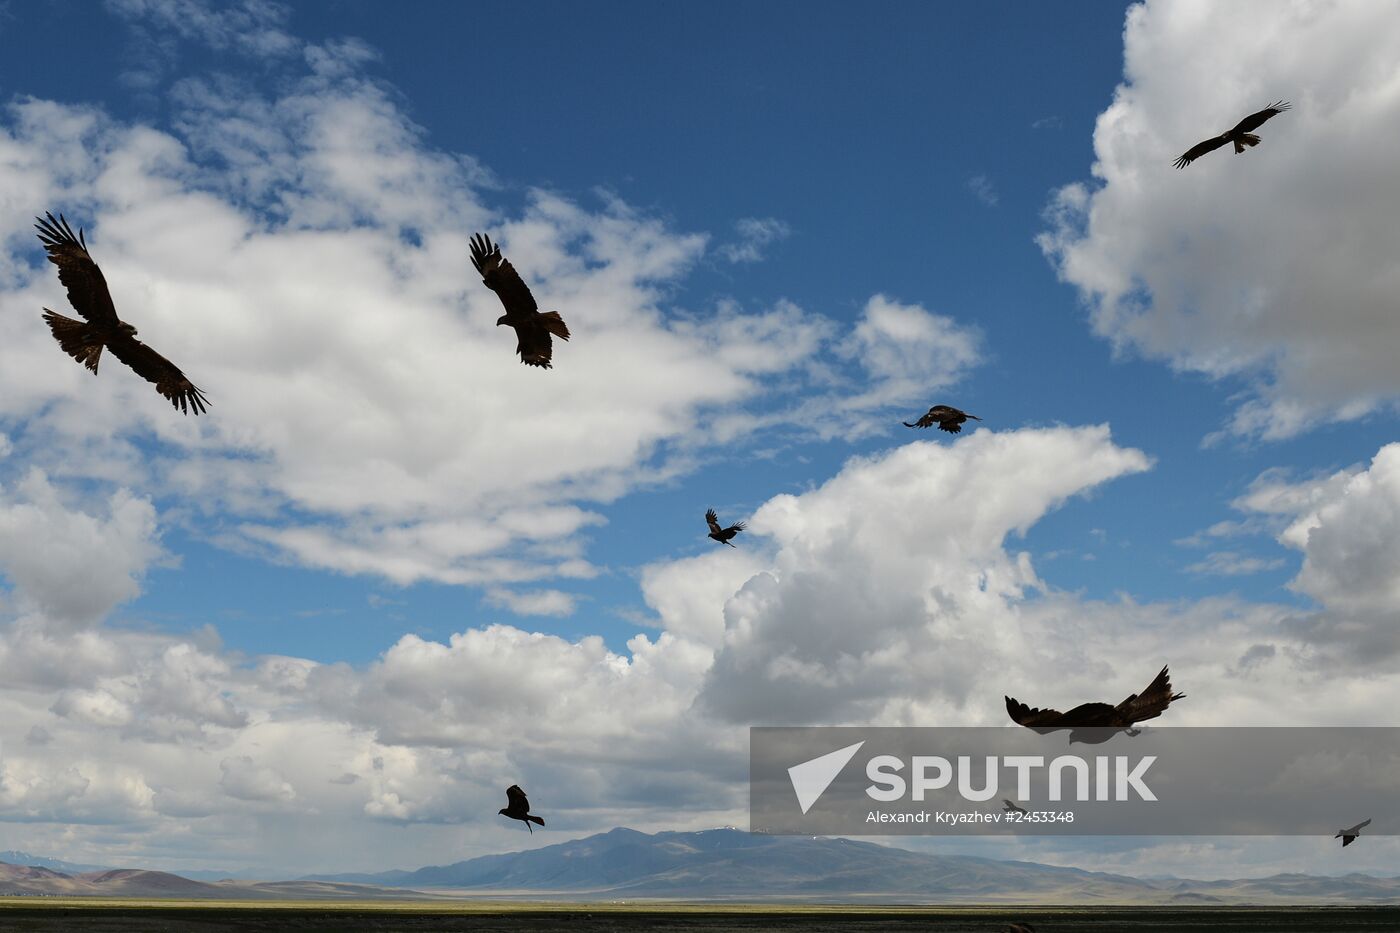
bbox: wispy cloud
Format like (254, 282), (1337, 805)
(1185, 550), (1286, 576)
(484, 587), (578, 617)
(716, 217), (791, 263)
(966, 174), (998, 207)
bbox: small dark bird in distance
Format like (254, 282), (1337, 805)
(1337, 818), (1371, 848)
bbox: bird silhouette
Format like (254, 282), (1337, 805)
(1173, 101), (1291, 168)
(499, 784), (545, 833)
(1006, 666), (1186, 744)
(903, 405), (980, 433)
(35, 213), (209, 414)
(706, 508), (746, 547)
(1336, 818), (1371, 848)
(470, 233), (570, 368)
(1002, 799), (1027, 815)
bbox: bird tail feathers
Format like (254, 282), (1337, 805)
(540, 311), (570, 341)
(42, 309), (103, 373)
(1234, 133), (1261, 153)
(528, 815), (545, 827)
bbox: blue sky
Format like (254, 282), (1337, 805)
(1, 0), (1400, 879)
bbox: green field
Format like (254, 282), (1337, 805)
(0, 901), (1397, 931)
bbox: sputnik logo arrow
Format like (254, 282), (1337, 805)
(788, 741), (865, 814)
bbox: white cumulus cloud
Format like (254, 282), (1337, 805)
(1039, 0), (1400, 439)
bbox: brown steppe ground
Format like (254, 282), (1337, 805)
(0, 902), (1397, 932)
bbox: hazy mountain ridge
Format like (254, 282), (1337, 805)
(0, 851), (109, 874)
(0, 861), (433, 901)
(6, 830), (1400, 904)
(305, 827), (1400, 904)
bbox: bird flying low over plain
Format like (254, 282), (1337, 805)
(1002, 799), (1027, 815)
(1336, 818), (1371, 848)
(469, 233), (570, 368)
(35, 213), (209, 415)
(903, 405), (981, 433)
(498, 784), (545, 833)
(1173, 101), (1291, 169)
(706, 508), (746, 547)
(1005, 665), (1186, 743)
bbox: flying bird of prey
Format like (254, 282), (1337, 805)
(35, 213), (209, 415)
(1002, 799), (1027, 815)
(1005, 666), (1186, 744)
(706, 508), (746, 547)
(1337, 818), (1371, 848)
(498, 784), (545, 834)
(470, 233), (570, 368)
(903, 405), (981, 433)
(1173, 101), (1291, 169)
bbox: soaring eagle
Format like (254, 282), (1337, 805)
(1173, 101), (1291, 169)
(35, 213), (209, 415)
(1005, 665), (1185, 743)
(498, 784), (545, 833)
(469, 233), (570, 368)
(706, 508), (746, 547)
(903, 405), (981, 433)
(1336, 818), (1371, 848)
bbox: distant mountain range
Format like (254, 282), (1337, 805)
(305, 827), (1400, 905)
(0, 851), (108, 875)
(6, 829), (1400, 904)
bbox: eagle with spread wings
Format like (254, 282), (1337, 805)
(903, 405), (980, 433)
(1005, 665), (1185, 743)
(706, 509), (746, 547)
(35, 213), (209, 415)
(470, 233), (570, 368)
(1173, 101), (1291, 169)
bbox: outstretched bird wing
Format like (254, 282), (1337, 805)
(903, 408), (938, 428)
(1114, 665), (1184, 725)
(1008, 694), (1119, 729)
(470, 233), (538, 315)
(1173, 135), (1230, 169)
(104, 333), (210, 415)
(1231, 100), (1291, 135)
(705, 509), (723, 536)
(1006, 696), (1069, 728)
(34, 213), (120, 327)
(505, 784), (530, 811)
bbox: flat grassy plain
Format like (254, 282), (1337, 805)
(0, 901), (1397, 932)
